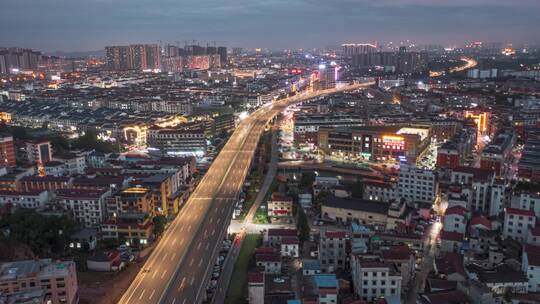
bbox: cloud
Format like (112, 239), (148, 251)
(0, 0), (538, 51)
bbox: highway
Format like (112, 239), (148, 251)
(429, 56), (478, 77)
(118, 81), (374, 304)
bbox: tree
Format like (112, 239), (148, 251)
(296, 207), (310, 244)
(0, 209), (78, 258)
(351, 179), (364, 199)
(152, 215), (167, 237)
(300, 172), (316, 190)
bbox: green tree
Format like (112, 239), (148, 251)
(300, 171), (316, 189)
(152, 215), (167, 237)
(351, 179), (364, 198)
(296, 207), (310, 244)
(0, 209), (78, 258)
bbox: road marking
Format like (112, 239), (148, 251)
(151, 270), (158, 279)
(182, 299), (186, 304)
(189, 258), (194, 266)
(172, 238), (177, 245)
(163, 253), (168, 261)
(206, 243), (210, 250)
(188, 224), (192, 231)
(139, 289), (146, 300)
(190, 277), (195, 285)
(170, 252), (176, 261)
(160, 269), (168, 279)
(148, 289), (155, 300)
(178, 277), (186, 291)
(179, 226), (184, 232)
(171, 298), (176, 304)
(211, 228), (216, 236)
(198, 259), (203, 267)
(197, 242), (202, 250)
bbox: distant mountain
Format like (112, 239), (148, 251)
(44, 50), (105, 58)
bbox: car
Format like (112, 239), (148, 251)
(212, 272), (220, 278)
(273, 277), (285, 283)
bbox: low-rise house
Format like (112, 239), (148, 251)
(468, 263), (528, 295)
(255, 253), (281, 274)
(434, 253), (467, 282)
(87, 250), (124, 272)
(281, 236), (299, 257)
(304, 274), (338, 304)
(264, 228), (298, 247)
(302, 259), (321, 276)
(248, 272), (265, 304)
(267, 192), (293, 218)
(322, 196), (389, 230)
(70, 228), (98, 251)
(440, 231), (464, 253)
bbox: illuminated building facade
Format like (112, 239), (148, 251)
(317, 125), (430, 163)
(0, 135), (16, 168)
(464, 111), (490, 136)
(317, 63), (338, 90)
(187, 55), (210, 70)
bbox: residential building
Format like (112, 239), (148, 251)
(101, 212), (153, 247)
(56, 188), (111, 228)
(264, 228), (298, 248)
(0, 135), (16, 168)
(0, 190), (49, 209)
(522, 245), (540, 292)
(503, 207), (536, 242)
(267, 192), (293, 218)
(322, 196), (389, 230)
(0, 259), (78, 304)
(319, 230), (349, 272)
(350, 257), (402, 302)
(362, 180), (396, 202)
(397, 164), (437, 204)
(25, 140), (52, 165)
(443, 206), (467, 234)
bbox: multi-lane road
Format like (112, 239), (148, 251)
(119, 81), (374, 304)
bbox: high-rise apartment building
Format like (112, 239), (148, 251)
(105, 45), (130, 70)
(105, 44), (160, 70)
(0, 48), (41, 73)
(218, 46), (227, 66)
(342, 43), (377, 57)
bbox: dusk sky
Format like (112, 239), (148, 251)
(1, 0), (540, 52)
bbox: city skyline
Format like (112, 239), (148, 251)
(1, 0), (540, 52)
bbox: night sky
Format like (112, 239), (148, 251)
(1, 0), (539, 52)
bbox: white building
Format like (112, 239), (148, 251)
(363, 180), (396, 202)
(443, 206), (467, 234)
(55, 188), (111, 228)
(54, 153), (86, 175)
(319, 230), (349, 272)
(280, 237), (299, 258)
(451, 167), (496, 214)
(397, 165), (437, 204)
(522, 245), (540, 292)
(0, 190), (49, 209)
(503, 207), (536, 242)
(350, 256), (402, 302)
